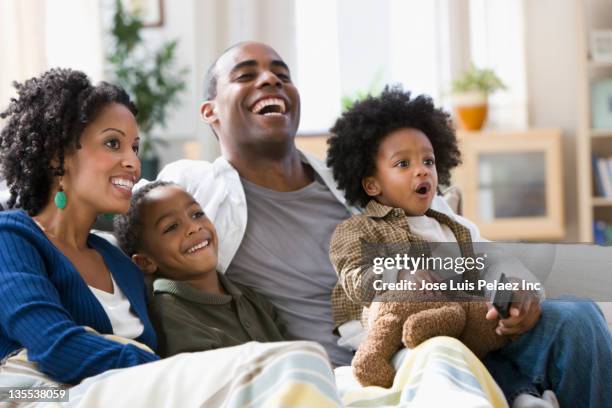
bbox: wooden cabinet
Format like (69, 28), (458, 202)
(295, 134), (329, 161)
(453, 129), (565, 241)
(297, 130), (566, 241)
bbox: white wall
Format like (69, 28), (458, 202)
(524, 0), (580, 240)
(0, 0), (46, 106)
(45, 0), (104, 81)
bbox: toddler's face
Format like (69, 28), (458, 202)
(364, 128), (438, 216)
(139, 185), (219, 279)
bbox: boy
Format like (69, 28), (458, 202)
(114, 181), (284, 357)
(326, 86), (558, 408)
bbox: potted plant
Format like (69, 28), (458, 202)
(451, 64), (506, 131)
(106, 0), (187, 179)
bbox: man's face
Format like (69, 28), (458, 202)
(204, 42), (301, 150)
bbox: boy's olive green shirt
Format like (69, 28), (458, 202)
(150, 274), (284, 357)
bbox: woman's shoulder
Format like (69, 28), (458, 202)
(0, 210), (54, 268)
(0, 209), (44, 237)
(0, 208), (33, 222)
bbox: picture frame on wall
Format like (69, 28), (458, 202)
(123, 0), (164, 28)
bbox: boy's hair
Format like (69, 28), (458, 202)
(113, 180), (174, 256)
(326, 85), (461, 208)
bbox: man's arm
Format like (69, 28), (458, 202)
(486, 296), (542, 336)
(479, 247), (546, 336)
(451, 210), (547, 337)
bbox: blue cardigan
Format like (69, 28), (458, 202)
(0, 210), (159, 384)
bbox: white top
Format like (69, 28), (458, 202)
(406, 215), (458, 243)
(89, 275), (144, 339)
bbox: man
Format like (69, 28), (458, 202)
(158, 42), (612, 406)
(157, 41), (477, 366)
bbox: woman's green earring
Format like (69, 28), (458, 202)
(54, 185), (67, 210)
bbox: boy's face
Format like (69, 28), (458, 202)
(137, 185), (219, 279)
(363, 128), (438, 216)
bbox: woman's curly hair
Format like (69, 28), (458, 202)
(0, 68), (137, 215)
(327, 85), (461, 207)
(114, 180), (174, 257)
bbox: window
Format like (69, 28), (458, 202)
(469, 0), (527, 128)
(294, 0), (527, 133)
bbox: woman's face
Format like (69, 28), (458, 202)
(63, 103), (140, 215)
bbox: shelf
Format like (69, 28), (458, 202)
(588, 60), (612, 69)
(591, 129), (612, 138)
(576, 0), (612, 242)
(592, 197), (612, 206)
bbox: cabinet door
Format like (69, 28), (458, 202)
(454, 129), (565, 241)
(476, 151), (547, 220)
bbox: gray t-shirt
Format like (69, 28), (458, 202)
(225, 175), (353, 366)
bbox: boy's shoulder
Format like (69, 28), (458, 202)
(150, 275), (257, 304)
(221, 276), (268, 304)
(148, 282), (198, 325)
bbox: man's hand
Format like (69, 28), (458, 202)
(486, 291), (542, 336)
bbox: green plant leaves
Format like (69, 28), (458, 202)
(106, 0), (188, 159)
(451, 63), (506, 94)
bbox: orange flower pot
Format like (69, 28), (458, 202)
(452, 92), (488, 131)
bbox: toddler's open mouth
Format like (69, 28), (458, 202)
(415, 182), (431, 195)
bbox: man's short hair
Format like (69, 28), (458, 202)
(202, 43), (248, 101)
(203, 62), (218, 101)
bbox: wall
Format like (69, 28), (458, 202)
(524, 0), (580, 241)
(46, 0), (104, 80)
(0, 0), (46, 106)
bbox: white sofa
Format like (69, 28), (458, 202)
(1, 182), (610, 330)
(500, 242), (612, 331)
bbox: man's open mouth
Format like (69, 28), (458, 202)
(415, 182), (431, 195)
(250, 97), (287, 116)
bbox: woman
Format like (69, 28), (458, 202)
(0, 68), (159, 383)
(0, 69), (506, 407)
